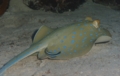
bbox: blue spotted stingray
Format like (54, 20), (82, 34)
(0, 17), (112, 76)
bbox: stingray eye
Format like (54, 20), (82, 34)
(93, 20), (100, 28)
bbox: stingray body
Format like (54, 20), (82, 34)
(0, 17), (112, 76)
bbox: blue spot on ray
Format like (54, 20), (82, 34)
(58, 48), (60, 50)
(90, 39), (93, 42)
(72, 36), (75, 38)
(71, 40), (75, 44)
(53, 50), (57, 53)
(80, 28), (83, 30)
(80, 33), (82, 36)
(84, 32), (86, 34)
(95, 32), (99, 37)
(63, 46), (67, 49)
(82, 37), (87, 43)
(96, 34), (98, 37)
(73, 32), (76, 34)
(64, 36), (67, 39)
(78, 24), (80, 26)
(60, 40), (64, 43)
(90, 24), (93, 26)
(90, 34), (93, 36)
(82, 40), (85, 43)
(84, 23), (88, 26)
(74, 50), (77, 52)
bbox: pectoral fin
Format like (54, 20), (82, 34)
(45, 49), (61, 58)
(32, 25), (56, 44)
(37, 48), (48, 59)
(95, 29), (112, 44)
(95, 36), (112, 44)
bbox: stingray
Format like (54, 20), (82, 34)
(0, 17), (112, 76)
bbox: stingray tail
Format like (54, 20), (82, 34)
(0, 43), (47, 76)
(0, 71), (4, 76)
(0, 65), (7, 76)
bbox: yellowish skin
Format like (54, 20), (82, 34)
(0, 17), (112, 76)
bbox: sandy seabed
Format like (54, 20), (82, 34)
(0, 0), (120, 76)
